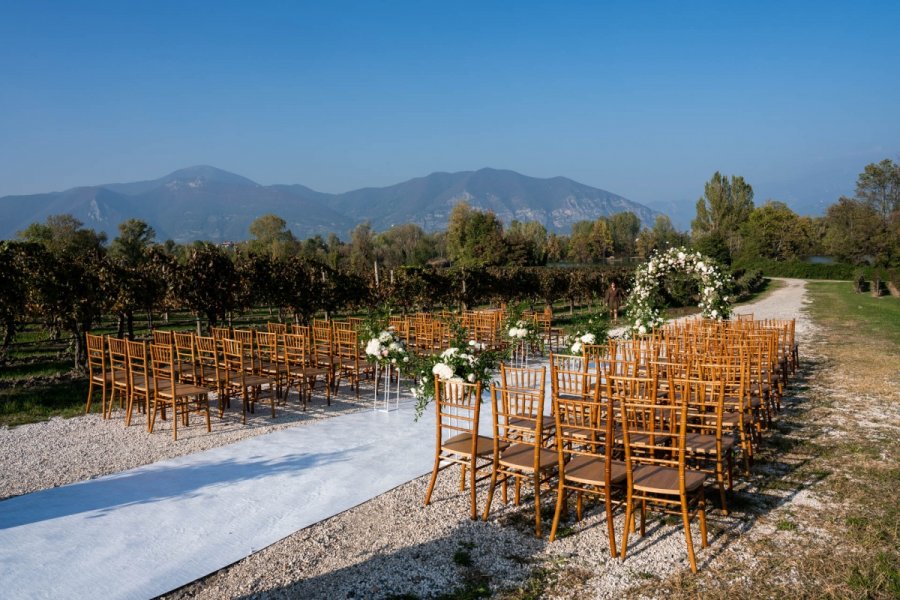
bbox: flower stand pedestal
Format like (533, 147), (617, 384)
(373, 363), (401, 412)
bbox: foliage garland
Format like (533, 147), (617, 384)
(625, 247), (732, 337)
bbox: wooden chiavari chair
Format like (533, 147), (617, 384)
(149, 343), (211, 440)
(424, 378), (493, 521)
(106, 336), (131, 420)
(221, 338), (276, 422)
(85, 332), (110, 417)
(482, 383), (557, 537)
(283, 332), (330, 410)
(613, 374), (709, 573)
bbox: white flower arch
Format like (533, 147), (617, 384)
(624, 247), (733, 336)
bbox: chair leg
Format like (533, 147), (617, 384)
(681, 496), (697, 574)
(549, 482), (566, 542)
(604, 490), (617, 558)
(533, 470), (542, 537)
(620, 497), (633, 561)
(469, 457), (477, 520)
(482, 457), (499, 522)
(424, 452), (441, 507)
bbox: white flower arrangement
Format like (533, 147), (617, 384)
(565, 309), (609, 355)
(411, 332), (500, 419)
(624, 246), (733, 337)
(364, 327), (408, 367)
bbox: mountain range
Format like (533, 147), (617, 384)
(0, 166), (662, 243)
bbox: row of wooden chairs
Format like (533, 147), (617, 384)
(424, 317), (798, 574)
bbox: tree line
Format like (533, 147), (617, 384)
(691, 158), (900, 267)
(1, 157), (894, 369)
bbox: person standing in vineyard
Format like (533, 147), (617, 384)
(605, 281), (622, 323)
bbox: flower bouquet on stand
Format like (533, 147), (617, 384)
(410, 328), (500, 420)
(503, 302), (544, 367)
(361, 317), (409, 412)
(565, 308), (610, 357)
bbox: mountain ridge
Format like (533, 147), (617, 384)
(0, 166), (663, 242)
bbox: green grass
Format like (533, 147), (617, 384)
(0, 379), (94, 426)
(806, 281), (900, 342)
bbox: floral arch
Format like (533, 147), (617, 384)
(624, 247), (732, 337)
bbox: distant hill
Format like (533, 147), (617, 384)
(0, 166), (662, 242)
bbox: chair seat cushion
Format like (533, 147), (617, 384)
(564, 455), (626, 486)
(684, 433), (736, 454)
(498, 442), (557, 471)
(442, 433), (495, 456)
(632, 464), (705, 494)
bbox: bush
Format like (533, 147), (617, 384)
(732, 259), (872, 280)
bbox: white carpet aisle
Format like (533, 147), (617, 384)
(0, 399), (451, 600)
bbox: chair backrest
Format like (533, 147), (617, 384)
(153, 329), (174, 346)
(550, 353), (589, 401)
(149, 342), (178, 390)
(434, 377), (483, 442)
(85, 332), (106, 379)
(106, 336), (129, 386)
(490, 383), (548, 449)
(611, 373), (690, 480)
(282, 332), (313, 370)
(500, 364), (546, 393)
(266, 322), (287, 334)
(256, 331), (281, 366)
(554, 372), (615, 468)
(174, 331), (197, 381)
(333, 328), (359, 363)
(232, 329), (258, 372)
(220, 338), (247, 378)
(210, 326), (232, 341)
(195, 335), (224, 383)
(311, 325), (333, 362)
(125, 338), (148, 374)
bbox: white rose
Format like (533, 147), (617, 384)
(638, 325), (647, 335)
(516, 328), (527, 339)
(711, 309), (718, 318)
(403, 356), (409, 362)
(677, 252), (685, 260)
(379, 331), (392, 343)
(441, 347), (459, 358)
(508, 327), (518, 338)
(467, 373), (476, 382)
(468, 340), (476, 346)
(571, 341), (582, 354)
(432, 362), (454, 380)
(580, 333), (595, 344)
(365, 339), (382, 356)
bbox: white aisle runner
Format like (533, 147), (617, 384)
(0, 399), (443, 600)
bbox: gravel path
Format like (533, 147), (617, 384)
(0, 279), (815, 599)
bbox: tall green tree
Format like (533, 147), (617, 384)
(822, 197), (885, 264)
(446, 202), (508, 267)
(692, 172), (754, 258)
(855, 158), (900, 221)
(107, 219), (161, 338)
(504, 220), (548, 266)
(740, 201), (814, 261)
(174, 243), (241, 330)
(567, 219), (613, 263)
(608, 211), (641, 257)
(635, 215), (689, 258)
(248, 214), (298, 258)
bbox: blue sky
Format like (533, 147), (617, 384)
(1, 1), (898, 225)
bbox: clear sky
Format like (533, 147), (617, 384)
(1, 1), (898, 223)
